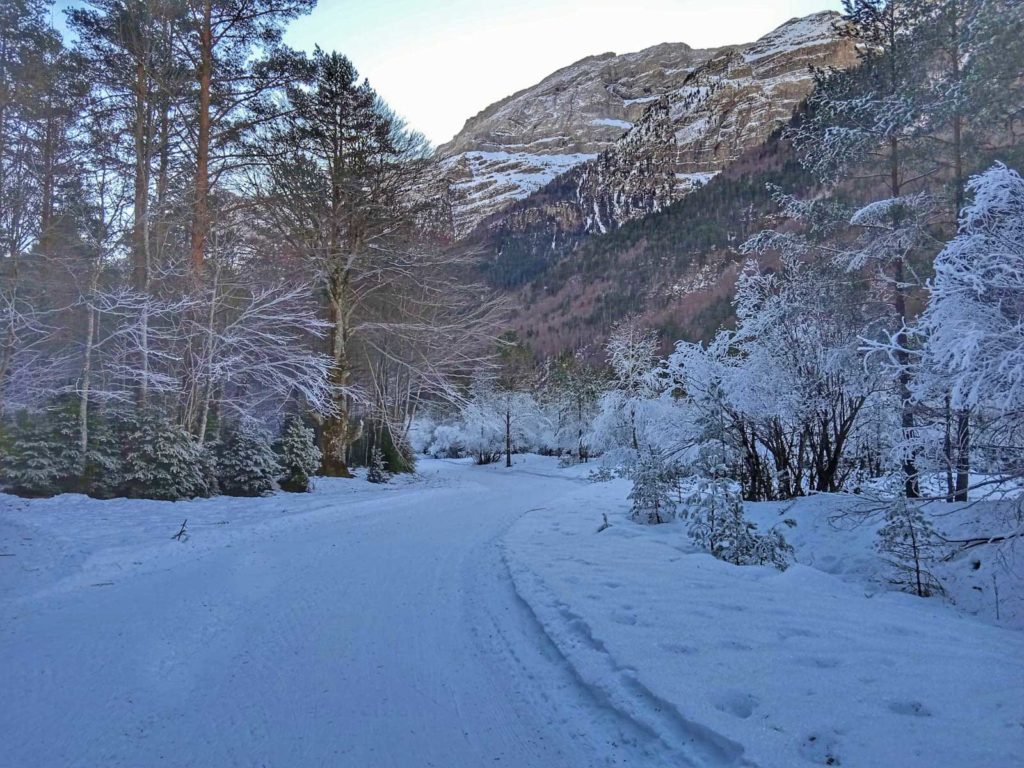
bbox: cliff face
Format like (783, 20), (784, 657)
(438, 12), (855, 240)
(574, 12), (858, 235)
(433, 12), (861, 356)
(435, 43), (721, 236)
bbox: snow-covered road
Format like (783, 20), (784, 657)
(0, 461), (663, 768)
(4, 458), (1023, 767)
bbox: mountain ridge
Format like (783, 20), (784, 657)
(437, 11), (855, 238)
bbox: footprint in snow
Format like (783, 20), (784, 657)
(659, 641), (699, 655)
(713, 691), (759, 719)
(799, 731), (842, 766)
(722, 640), (754, 651)
(887, 700), (932, 717)
(799, 656), (842, 669)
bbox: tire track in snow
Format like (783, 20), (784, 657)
(502, 547), (756, 768)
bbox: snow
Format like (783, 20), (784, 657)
(503, 466), (1024, 768)
(741, 11), (840, 63)
(590, 118), (634, 130)
(674, 115), (712, 145)
(442, 149), (596, 234)
(622, 95), (661, 106)
(3, 457), (1022, 766)
(675, 171), (719, 189)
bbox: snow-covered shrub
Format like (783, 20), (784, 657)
(0, 411), (82, 497)
(876, 493), (943, 597)
(681, 475), (794, 570)
(408, 414), (436, 455)
(217, 422), (279, 497)
(425, 423), (464, 459)
(276, 417), (321, 493)
(366, 445), (388, 484)
(627, 450), (681, 524)
(120, 410), (214, 500)
(459, 395), (505, 465)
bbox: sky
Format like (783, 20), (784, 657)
(52, 0), (842, 148)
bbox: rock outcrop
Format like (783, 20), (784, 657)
(438, 11), (856, 238)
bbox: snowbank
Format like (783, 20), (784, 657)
(503, 467), (1024, 768)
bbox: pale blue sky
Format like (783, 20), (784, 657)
(54, 1), (842, 146)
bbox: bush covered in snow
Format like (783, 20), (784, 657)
(681, 475), (794, 570)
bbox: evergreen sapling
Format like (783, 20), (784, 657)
(217, 422), (279, 496)
(276, 417), (321, 493)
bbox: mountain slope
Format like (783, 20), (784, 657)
(436, 42), (721, 236)
(439, 12), (855, 240)
(500, 127), (818, 355)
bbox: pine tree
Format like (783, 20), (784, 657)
(217, 422), (279, 496)
(876, 492), (942, 596)
(276, 417), (321, 493)
(628, 450), (679, 524)
(366, 445), (388, 484)
(120, 410), (213, 500)
(1, 410), (81, 497)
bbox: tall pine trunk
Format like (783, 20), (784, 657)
(189, 0), (212, 273)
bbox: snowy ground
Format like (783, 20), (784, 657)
(2, 457), (1022, 767)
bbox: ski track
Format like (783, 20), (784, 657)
(0, 461), (727, 768)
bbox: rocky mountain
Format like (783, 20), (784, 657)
(435, 43), (722, 236)
(428, 11), (862, 357)
(438, 12), (855, 241)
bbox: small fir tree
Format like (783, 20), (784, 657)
(628, 451), (679, 524)
(120, 410), (214, 500)
(276, 417), (321, 493)
(79, 412), (126, 499)
(681, 475), (794, 570)
(217, 422), (279, 496)
(1, 412), (82, 497)
(876, 493), (942, 597)
(366, 445), (388, 484)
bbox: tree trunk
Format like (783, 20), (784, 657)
(320, 275), (355, 477)
(189, 0), (212, 273)
(950, 36), (970, 503)
(78, 274), (99, 453)
(943, 394), (955, 502)
(505, 406), (512, 468)
(195, 266), (219, 446)
(133, 57), (153, 404)
(954, 411), (970, 502)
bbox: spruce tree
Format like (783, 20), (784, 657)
(366, 445), (388, 484)
(1, 410), (81, 497)
(276, 417), (321, 493)
(120, 410), (213, 500)
(217, 422), (279, 496)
